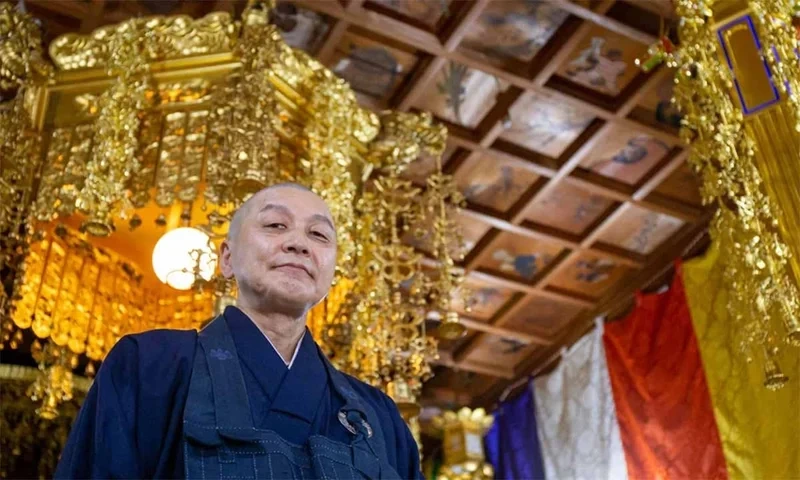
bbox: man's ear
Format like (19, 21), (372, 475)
(219, 240), (235, 279)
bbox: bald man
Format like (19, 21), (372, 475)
(56, 183), (422, 479)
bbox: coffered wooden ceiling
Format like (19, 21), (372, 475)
(20, 0), (712, 410)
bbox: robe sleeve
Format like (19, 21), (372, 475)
(55, 336), (143, 479)
(382, 393), (424, 480)
(55, 330), (196, 479)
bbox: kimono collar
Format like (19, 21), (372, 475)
(222, 306), (328, 424)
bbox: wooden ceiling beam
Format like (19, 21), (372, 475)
(489, 294), (537, 330)
(561, 175), (633, 202)
(420, 255), (591, 307)
(79, 0), (106, 34)
(579, 204), (631, 248)
(441, 0), (489, 50)
(419, 385), (474, 407)
(316, 19), (350, 65)
(614, 116), (685, 145)
(449, 138), (695, 224)
(467, 270), (537, 295)
(549, 0), (657, 46)
(315, 0), (366, 65)
(459, 208), (580, 249)
(433, 354), (515, 379)
(616, 66), (672, 118)
(564, 172), (701, 223)
(448, 136), (559, 178)
(510, 122), (614, 226)
(25, 0), (90, 18)
(632, 149), (688, 200)
(346, 0), (366, 11)
(532, 20), (595, 87)
(395, 57), (446, 111)
(458, 316), (551, 346)
(392, 0), (489, 111)
(637, 197), (703, 224)
(528, 0), (621, 90)
(292, 0), (444, 51)
(459, 207), (642, 269)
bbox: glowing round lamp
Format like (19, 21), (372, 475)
(152, 227), (218, 290)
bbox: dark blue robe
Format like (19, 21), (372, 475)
(55, 307), (422, 479)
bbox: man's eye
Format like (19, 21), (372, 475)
(266, 223), (286, 229)
(311, 231), (329, 241)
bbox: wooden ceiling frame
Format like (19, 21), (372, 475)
(451, 147), (694, 368)
(549, 0), (657, 46)
(393, 0), (491, 111)
(295, 0), (682, 142)
(314, 0), (366, 64)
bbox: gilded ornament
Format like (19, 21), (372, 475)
(432, 408), (495, 480)
(0, 4), (47, 327)
(0, 375), (85, 478)
(668, 0), (800, 388)
(204, 2), (284, 207)
(74, 20), (151, 236)
(48, 12), (237, 71)
(0, 2), (51, 90)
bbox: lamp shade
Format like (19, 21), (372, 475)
(152, 227), (217, 290)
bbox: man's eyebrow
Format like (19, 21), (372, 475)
(310, 213), (336, 234)
(259, 203), (292, 216)
(259, 204), (335, 234)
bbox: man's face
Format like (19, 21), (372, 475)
(220, 187), (337, 317)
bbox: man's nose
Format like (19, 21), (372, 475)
(282, 234), (310, 255)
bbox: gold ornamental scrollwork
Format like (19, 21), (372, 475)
(48, 12), (238, 71)
(0, 2), (51, 90)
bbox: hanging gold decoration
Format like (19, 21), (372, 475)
(328, 111), (463, 418)
(3, 223), (215, 414)
(74, 22), (151, 236)
(8, 225), (214, 359)
(204, 0), (284, 207)
(343, 170), (434, 416)
(0, 3), (48, 327)
(0, 373), (86, 479)
(27, 342), (78, 420)
(432, 407), (495, 480)
(0, 2), (51, 91)
(417, 149), (468, 341)
(0, 95), (40, 307)
(666, 0), (800, 388)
